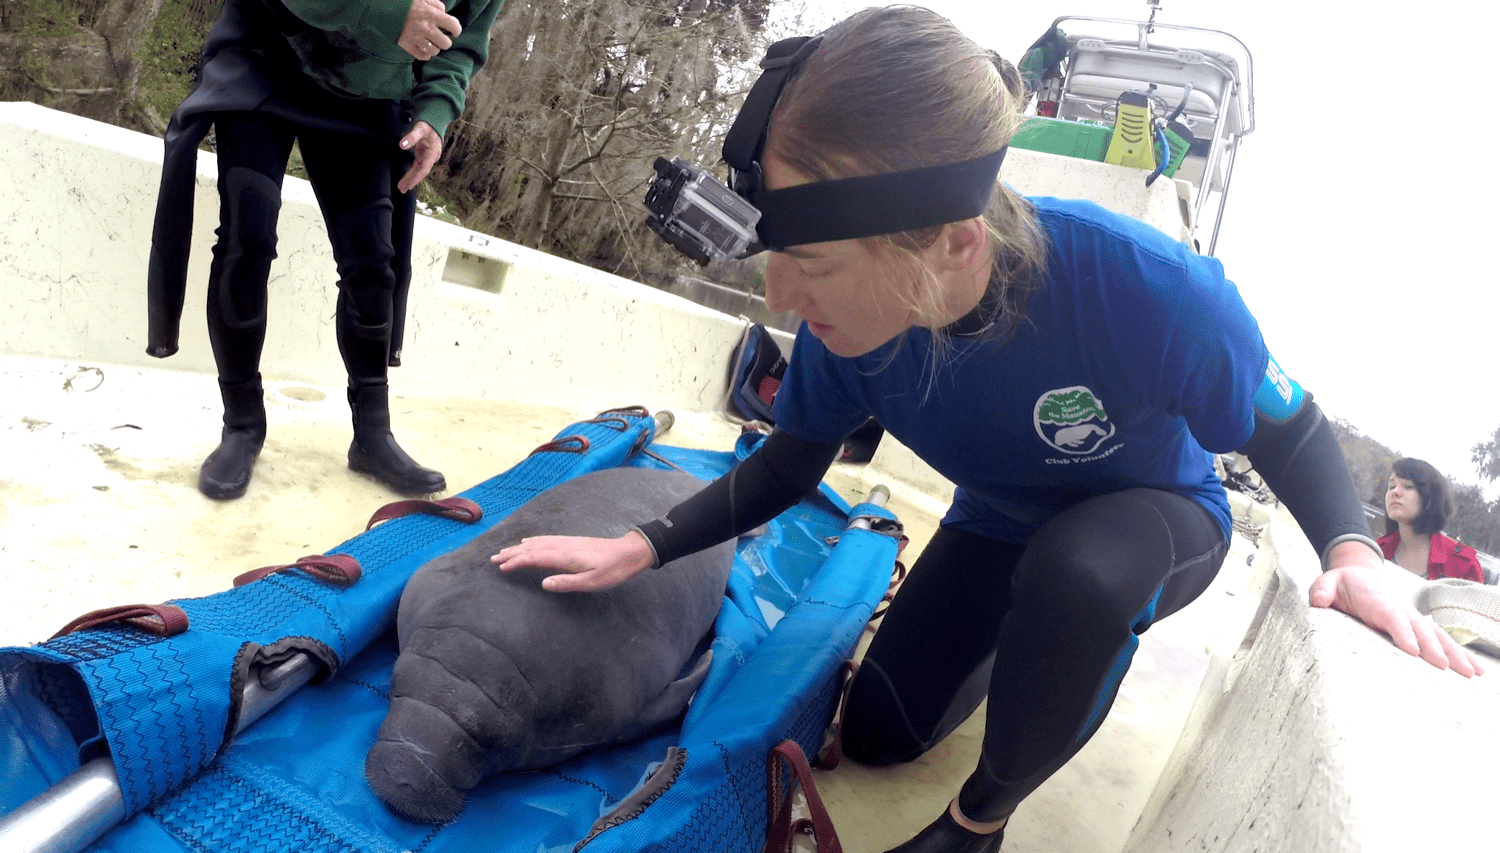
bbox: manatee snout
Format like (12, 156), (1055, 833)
(365, 691), (493, 824)
(365, 739), (466, 824)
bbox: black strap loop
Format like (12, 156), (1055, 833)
(760, 34), (824, 70)
(723, 36), (824, 175)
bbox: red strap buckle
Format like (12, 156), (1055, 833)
(597, 405), (649, 419)
(584, 415), (634, 432)
(366, 496), (483, 530)
(234, 554), (363, 588)
(766, 739), (843, 853)
(529, 435), (591, 455)
(52, 604), (190, 640)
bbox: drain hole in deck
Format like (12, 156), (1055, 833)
(443, 249), (509, 293)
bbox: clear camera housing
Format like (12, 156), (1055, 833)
(644, 158), (762, 265)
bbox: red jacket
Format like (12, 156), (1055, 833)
(1377, 531), (1485, 583)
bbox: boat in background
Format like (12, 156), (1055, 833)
(1018, 0), (1253, 253)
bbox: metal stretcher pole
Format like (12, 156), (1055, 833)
(850, 485), (891, 529)
(0, 653), (320, 853)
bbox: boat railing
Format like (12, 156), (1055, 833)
(1046, 13), (1255, 254)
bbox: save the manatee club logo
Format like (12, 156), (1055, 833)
(1034, 386), (1117, 456)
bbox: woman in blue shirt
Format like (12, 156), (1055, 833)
(493, 7), (1483, 851)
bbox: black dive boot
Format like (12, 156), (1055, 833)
(882, 808), (1004, 853)
(347, 379), (446, 495)
(199, 376), (267, 500)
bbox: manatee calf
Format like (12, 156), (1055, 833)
(365, 467), (734, 823)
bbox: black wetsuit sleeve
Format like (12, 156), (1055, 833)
(1237, 393), (1381, 568)
(635, 429), (844, 567)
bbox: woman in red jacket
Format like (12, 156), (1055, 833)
(1380, 457), (1484, 582)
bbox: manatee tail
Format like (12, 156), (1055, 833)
(365, 731), (467, 824)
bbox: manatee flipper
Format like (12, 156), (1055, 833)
(606, 649), (714, 747)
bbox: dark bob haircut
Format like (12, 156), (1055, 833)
(1385, 457), (1454, 536)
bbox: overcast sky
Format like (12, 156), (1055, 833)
(801, 0), (1500, 498)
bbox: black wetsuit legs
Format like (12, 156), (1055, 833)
(206, 112), (294, 385)
(208, 110), (397, 383)
(842, 488), (1228, 823)
(298, 124), (399, 384)
(203, 109), (442, 495)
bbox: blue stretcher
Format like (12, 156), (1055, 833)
(0, 409), (900, 852)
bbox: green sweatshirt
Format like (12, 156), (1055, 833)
(280, 0), (505, 138)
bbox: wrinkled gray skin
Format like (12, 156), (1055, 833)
(364, 467), (734, 824)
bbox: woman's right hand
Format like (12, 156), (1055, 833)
(491, 531), (657, 593)
(1310, 559), (1484, 677)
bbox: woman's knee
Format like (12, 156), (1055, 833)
(330, 199), (396, 275)
(217, 166), (283, 264)
(1012, 493), (1177, 624)
(1011, 543), (1134, 626)
(329, 199), (397, 321)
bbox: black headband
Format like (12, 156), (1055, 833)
(750, 149), (1006, 249)
(722, 36), (1008, 251)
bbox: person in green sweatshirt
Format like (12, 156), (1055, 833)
(146, 0), (505, 500)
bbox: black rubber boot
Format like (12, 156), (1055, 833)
(882, 808), (1004, 853)
(347, 380), (446, 495)
(199, 376), (267, 500)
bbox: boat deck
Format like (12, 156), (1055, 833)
(1, 350), (1264, 853)
(13, 100), (1496, 853)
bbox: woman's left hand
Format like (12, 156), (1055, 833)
(1310, 549), (1484, 677)
(398, 122), (441, 193)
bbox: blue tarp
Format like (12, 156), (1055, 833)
(0, 410), (898, 852)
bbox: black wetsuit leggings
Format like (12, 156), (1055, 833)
(841, 487), (1228, 823)
(207, 110), (398, 386)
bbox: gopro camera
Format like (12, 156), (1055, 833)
(644, 157), (761, 265)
